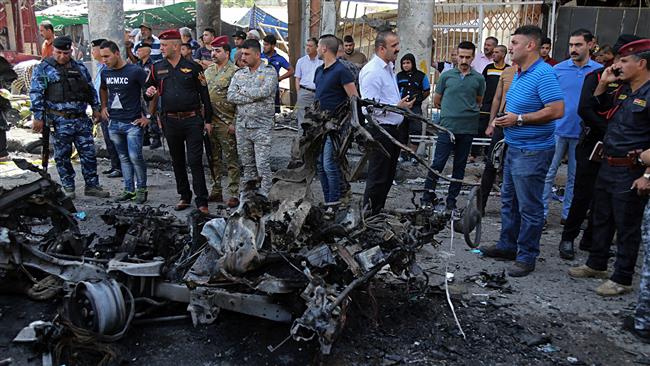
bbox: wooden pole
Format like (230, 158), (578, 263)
(287, 0), (302, 106)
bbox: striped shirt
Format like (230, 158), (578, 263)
(504, 58), (564, 150)
(135, 36), (162, 62)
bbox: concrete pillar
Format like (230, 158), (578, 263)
(196, 0), (221, 36)
(397, 0), (433, 75)
(320, 0), (337, 36)
(88, 0), (124, 76)
(288, 0), (302, 104)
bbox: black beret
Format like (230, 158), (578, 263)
(52, 36), (72, 51)
(91, 38), (106, 48)
(134, 42), (152, 51)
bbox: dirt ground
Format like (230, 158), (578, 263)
(1, 127), (649, 365)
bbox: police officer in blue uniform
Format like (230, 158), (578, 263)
(569, 39), (650, 297)
(30, 36), (109, 198)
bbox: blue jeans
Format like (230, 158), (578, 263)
(109, 119), (146, 192)
(542, 136), (578, 219)
(317, 135), (341, 203)
(496, 147), (554, 265)
(422, 132), (475, 208)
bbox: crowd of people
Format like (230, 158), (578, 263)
(11, 21), (650, 344)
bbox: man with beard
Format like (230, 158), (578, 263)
(360, 30), (414, 214)
(421, 41), (485, 211)
(227, 39), (277, 196)
(568, 39), (650, 296)
(145, 29), (213, 214)
(131, 23), (161, 62)
(542, 29), (601, 234)
(472, 36), (498, 73)
(342, 35), (367, 67)
(478, 25), (564, 277)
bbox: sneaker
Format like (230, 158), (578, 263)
(623, 316), (650, 343)
(508, 261), (535, 277)
(63, 187), (76, 199)
(115, 190), (136, 202)
(568, 265), (609, 279)
(102, 168), (115, 175)
(479, 244), (517, 260)
(134, 188), (148, 204)
(107, 170), (123, 178)
(84, 185), (110, 198)
(596, 280), (632, 297)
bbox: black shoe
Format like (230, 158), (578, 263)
(623, 316), (650, 344)
(559, 240), (575, 260)
(102, 168), (115, 175)
(508, 261), (535, 277)
(143, 138), (151, 146)
(479, 244), (517, 261)
(149, 138), (162, 150)
(578, 237), (591, 252)
(107, 170), (122, 178)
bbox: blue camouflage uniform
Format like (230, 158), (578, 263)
(29, 57), (101, 189)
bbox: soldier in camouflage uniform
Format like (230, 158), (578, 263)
(204, 36), (240, 207)
(227, 39), (277, 196)
(29, 36), (109, 198)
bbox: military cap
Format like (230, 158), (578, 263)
(159, 29), (181, 40)
(52, 36), (72, 51)
(232, 30), (247, 40)
(139, 22), (153, 30)
(90, 38), (106, 48)
(210, 36), (229, 48)
(618, 39), (650, 57)
(613, 34), (643, 55)
(134, 42), (152, 52)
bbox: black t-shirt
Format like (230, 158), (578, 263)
(314, 60), (354, 113)
(101, 63), (147, 121)
(481, 62), (509, 112)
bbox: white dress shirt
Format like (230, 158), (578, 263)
(295, 54), (323, 90)
(471, 52), (492, 74)
(359, 55), (404, 125)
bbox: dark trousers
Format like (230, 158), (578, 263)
(101, 120), (121, 171)
(422, 132), (475, 209)
(363, 123), (407, 214)
(479, 126), (505, 212)
(560, 142), (600, 244)
(586, 167), (647, 286)
(163, 115), (208, 207)
(0, 129), (7, 157)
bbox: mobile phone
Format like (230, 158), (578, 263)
(613, 69), (622, 77)
(496, 112), (506, 118)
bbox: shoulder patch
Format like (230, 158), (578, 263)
(618, 94), (628, 100)
(633, 98), (647, 107)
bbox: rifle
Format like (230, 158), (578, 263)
(203, 131), (217, 183)
(41, 114), (50, 174)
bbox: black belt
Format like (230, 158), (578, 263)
(166, 111), (199, 119)
(46, 110), (87, 119)
(300, 85), (315, 93)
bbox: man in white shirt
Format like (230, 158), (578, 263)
(471, 36), (498, 73)
(294, 37), (323, 132)
(359, 30), (414, 214)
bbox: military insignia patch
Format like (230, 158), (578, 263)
(198, 72), (207, 86)
(180, 68), (192, 73)
(633, 98), (647, 107)
(618, 94), (628, 100)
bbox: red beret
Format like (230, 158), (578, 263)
(210, 35), (229, 48)
(159, 29), (181, 40)
(618, 39), (650, 57)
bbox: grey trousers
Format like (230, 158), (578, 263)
(296, 88), (315, 135)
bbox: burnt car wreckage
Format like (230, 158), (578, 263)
(0, 97), (483, 358)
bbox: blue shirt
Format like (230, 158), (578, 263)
(262, 51), (291, 75)
(93, 62), (106, 101)
(101, 63), (147, 121)
(553, 58), (602, 138)
(314, 59), (354, 112)
(504, 58), (564, 150)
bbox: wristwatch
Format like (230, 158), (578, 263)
(643, 172), (650, 180)
(145, 114), (152, 119)
(516, 114), (525, 126)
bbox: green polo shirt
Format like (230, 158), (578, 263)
(435, 68), (486, 134)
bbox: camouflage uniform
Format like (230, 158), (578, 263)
(226, 64), (277, 195)
(205, 61), (240, 198)
(636, 200), (650, 331)
(29, 58), (101, 189)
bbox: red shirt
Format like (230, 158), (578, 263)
(41, 40), (53, 58)
(543, 56), (558, 66)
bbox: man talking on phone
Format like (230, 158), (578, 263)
(421, 41), (485, 211)
(568, 38), (650, 297)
